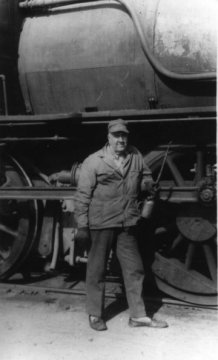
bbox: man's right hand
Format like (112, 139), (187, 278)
(75, 227), (89, 242)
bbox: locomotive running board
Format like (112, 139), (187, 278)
(0, 186), (200, 202)
(0, 106), (216, 124)
(0, 187), (77, 200)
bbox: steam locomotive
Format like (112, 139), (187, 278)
(0, 0), (217, 306)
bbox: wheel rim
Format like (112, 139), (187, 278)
(0, 155), (38, 279)
(145, 148), (217, 306)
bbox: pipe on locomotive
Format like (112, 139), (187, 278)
(19, 0), (216, 81)
(0, 75), (8, 115)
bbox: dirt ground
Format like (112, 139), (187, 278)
(0, 287), (217, 360)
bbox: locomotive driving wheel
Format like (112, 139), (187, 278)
(0, 155), (38, 279)
(145, 147), (217, 306)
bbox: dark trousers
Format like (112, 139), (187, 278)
(86, 227), (146, 318)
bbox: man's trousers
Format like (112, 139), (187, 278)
(86, 227), (146, 318)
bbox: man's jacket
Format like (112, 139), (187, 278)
(75, 144), (153, 229)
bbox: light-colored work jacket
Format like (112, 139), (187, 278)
(75, 144), (152, 229)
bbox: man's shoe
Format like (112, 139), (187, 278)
(129, 316), (168, 328)
(89, 315), (107, 331)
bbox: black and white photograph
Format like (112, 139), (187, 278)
(0, 0), (217, 359)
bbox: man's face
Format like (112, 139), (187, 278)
(108, 131), (128, 154)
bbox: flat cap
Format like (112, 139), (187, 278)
(108, 119), (129, 134)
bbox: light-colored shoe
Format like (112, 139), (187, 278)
(129, 316), (168, 328)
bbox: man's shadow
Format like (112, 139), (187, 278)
(104, 296), (128, 321)
(104, 292), (162, 322)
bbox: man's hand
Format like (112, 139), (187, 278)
(75, 227), (90, 242)
(141, 179), (155, 194)
(62, 199), (75, 212)
(149, 183), (160, 197)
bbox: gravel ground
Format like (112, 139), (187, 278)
(0, 288), (217, 360)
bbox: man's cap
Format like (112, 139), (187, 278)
(108, 119), (129, 134)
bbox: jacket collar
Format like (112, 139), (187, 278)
(97, 144), (133, 176)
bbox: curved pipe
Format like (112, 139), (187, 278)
(118, 0), (216, 81)
(19, 0), (216, 81)
(49, 218), (60, 270)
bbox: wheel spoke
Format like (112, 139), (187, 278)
(171, 233), (183, 251)
(203, 243), (217, 281)
(185, 243), (195, 270)
(166, 156), (185, 186)
(0, 224), (18, 238)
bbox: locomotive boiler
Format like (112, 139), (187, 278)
(0, 0), (217, 305)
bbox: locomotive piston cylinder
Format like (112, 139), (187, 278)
(49, 163), (81, 186)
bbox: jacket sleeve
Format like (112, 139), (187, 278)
(140, 156), (154, 193)
(75, 155), (97, 228)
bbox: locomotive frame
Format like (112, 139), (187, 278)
(0, 0), (217, 306)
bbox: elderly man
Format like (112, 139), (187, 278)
(75, 119), (168, 331)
